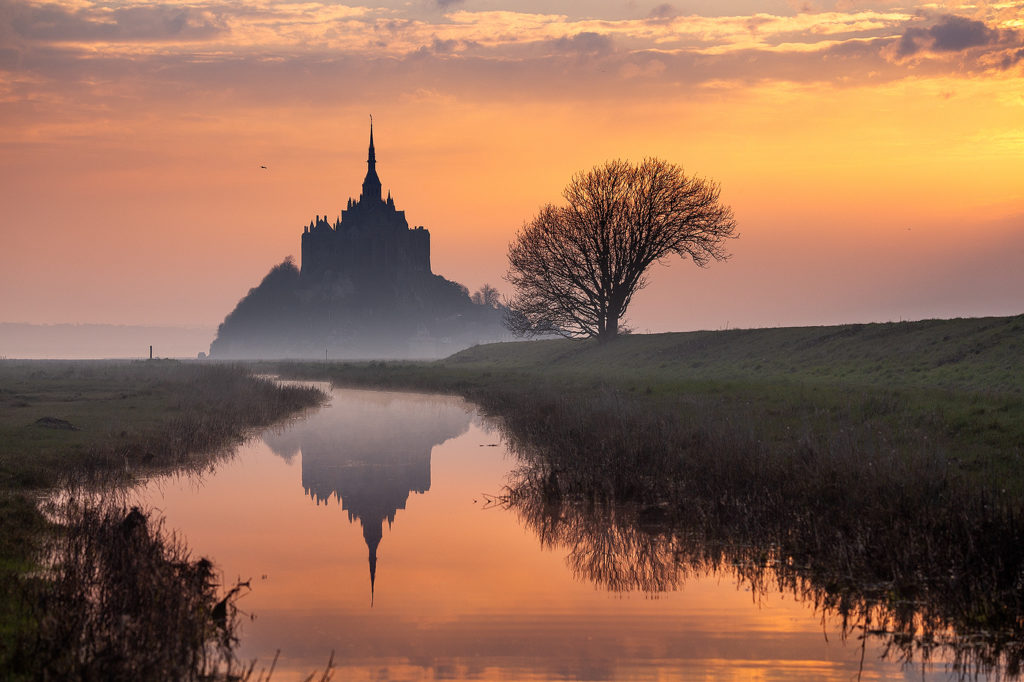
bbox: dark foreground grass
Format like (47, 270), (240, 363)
(271, 314), (1024, 678)
(490, 388), (1024, 677)
(15, 503), (246, 680)
(0, 359), (326, 680)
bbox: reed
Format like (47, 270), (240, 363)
(0, 360), (327, 678)
(13, 502), (248, 681)
(489, 387), (1024, 679)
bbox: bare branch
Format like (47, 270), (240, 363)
(505, 158), (737, 341)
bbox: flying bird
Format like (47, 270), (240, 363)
(259, 164), (268, 169)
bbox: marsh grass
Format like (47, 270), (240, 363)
(492, 388), (1024, 678)
(0, 360), (326, 489)
(13, 502), (248, 681)
(270, 314), (1024, 679)
(0, 360), (327, 679)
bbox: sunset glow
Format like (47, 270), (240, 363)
(2, 0), (1022, 339)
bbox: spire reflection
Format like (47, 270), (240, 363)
(263, 389), (471, 602)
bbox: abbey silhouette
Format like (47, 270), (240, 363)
(210, 123), (506, 359)
(301, 121), (431, 283)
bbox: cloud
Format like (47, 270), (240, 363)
(2, 0), (1022, 125)
(930, 15), (996, 51)
(8, 1), (225, 43)
(887, 12), (1024, 70)
(551, 32), (614, 57)
(897, 14), (1003, 57)
(1002, 47), (1024, 69)
(648, 4), (677, 21)
(411, 35), (464, 56)
(434, 0), (464, 8)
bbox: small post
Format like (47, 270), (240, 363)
(149, 345), (153, 360)
(325, 348), (328, 364)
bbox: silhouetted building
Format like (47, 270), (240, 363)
(209, 123), (508, 359)
(301, 122), (431, 282)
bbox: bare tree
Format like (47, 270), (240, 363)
(471, 283), (502, 308)
(505, 158), (737, 341)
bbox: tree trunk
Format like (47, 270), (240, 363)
(597, 310), (619, 343)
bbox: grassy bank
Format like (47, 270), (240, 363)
(0, 360), (326, 678)
(273, 314), (1024, 677)
(275, 314), (1024, 490)
(0, 360), (325, 489)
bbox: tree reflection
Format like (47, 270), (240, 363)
(498, 447), (1024, 680)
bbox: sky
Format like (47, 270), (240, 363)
(1, 0), (1022, 335)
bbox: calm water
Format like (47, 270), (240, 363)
(131, 386), (967, 680)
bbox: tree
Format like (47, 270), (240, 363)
(504, 158), (737, 341)
(471, 283), (502, 308)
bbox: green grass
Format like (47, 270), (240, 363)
(269, 314), (1024, 676)
(444, 314), (1024, 392)
(272, 314), (1024, 492)
(0, 360), (326, 489)
(0, 359), (326, 677)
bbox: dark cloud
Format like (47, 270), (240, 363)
(434, 0), (465, 8)
(551, 32), (614, 57)
(930, 15), (996, 51)
(898, 14), (1000, 57)
(1002, 47), (1024, 69)
(409, 35), (472, 58)
(745, 15), (774, 34)
(648, 4), (677, 20)
(6, 1), (224, 43)
(428, 36), (458, 54)
(379, 19), (416, 35)
(896, 28), (925, 56)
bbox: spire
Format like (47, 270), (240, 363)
(361, 115), (382, 203)
(363, 518), (382, 607)
(368, 115), (376, 167)
(369, 541), (377, 606)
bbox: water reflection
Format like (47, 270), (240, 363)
(131, 386), (1010, 680)
(263, 389), (471, 601)
(499, 442), (1024, 681)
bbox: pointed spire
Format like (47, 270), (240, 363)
(362, 518), (382, 607)
(369, 542), (377, 606)
(361, 116), (382, 203)
(368, 114), (376, 167)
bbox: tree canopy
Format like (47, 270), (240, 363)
(505, 158), (737, 341)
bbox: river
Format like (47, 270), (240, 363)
(130, 385), (972, 680)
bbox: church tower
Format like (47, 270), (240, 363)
(300, 121), (432, 281)
(361, 119), (382, 204)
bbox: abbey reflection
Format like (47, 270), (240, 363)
(262, 390), (471, 601)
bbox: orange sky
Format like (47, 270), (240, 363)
(1, 0), (1022, 334)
